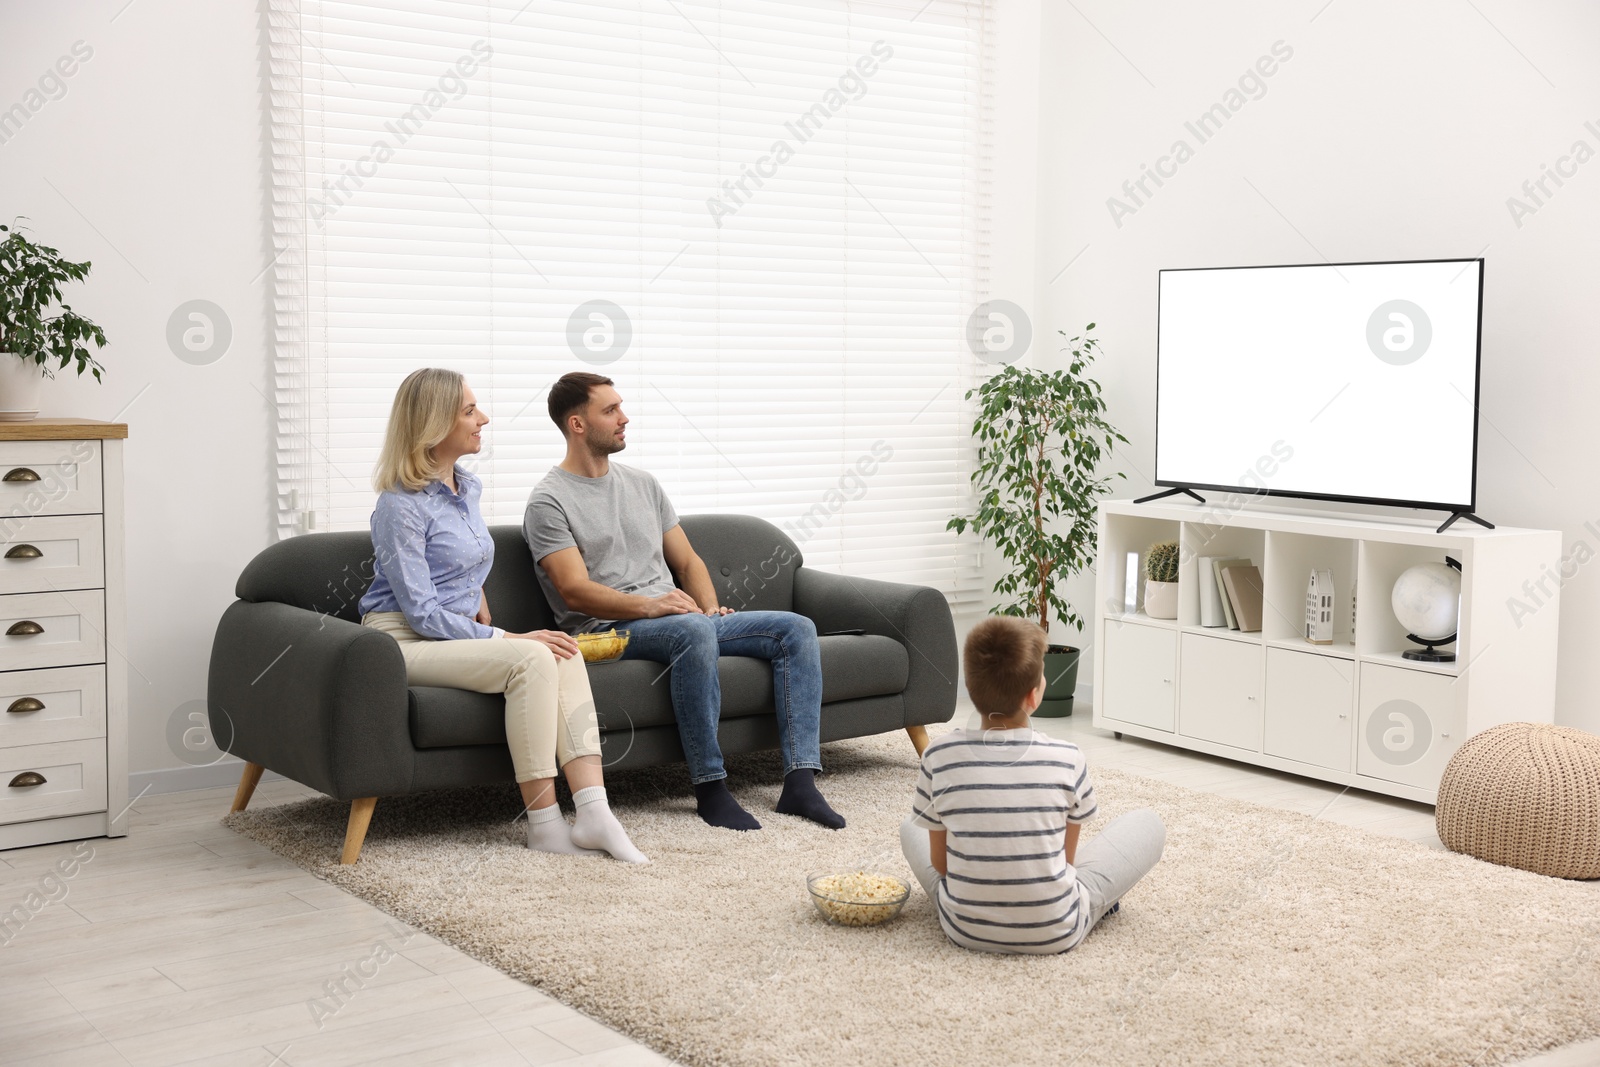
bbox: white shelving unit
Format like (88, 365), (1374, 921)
(1092, 497), (1561, 804)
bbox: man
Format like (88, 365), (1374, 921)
(522, 371), (843, 832)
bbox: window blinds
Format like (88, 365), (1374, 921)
(267, 0), (992, 603)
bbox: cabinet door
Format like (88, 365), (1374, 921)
(1178, 633), (1262, 751)
(1100, 621), (1176, 732)
(1264, 648), (1353, 771)
(1356, 663), (1464, 794)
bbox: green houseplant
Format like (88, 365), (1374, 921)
(1144, 540), (1180, 619)
(948, 325), (1128, 716)
(0, 221), (108, 421)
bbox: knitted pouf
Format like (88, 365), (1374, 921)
(1436, 722), (1600, 879)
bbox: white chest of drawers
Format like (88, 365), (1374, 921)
(0, 419), (128, 850)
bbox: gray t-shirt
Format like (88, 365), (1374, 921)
(523, 462), (680, 634)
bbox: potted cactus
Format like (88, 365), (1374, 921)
(1144, 540), (1180, 619)
(948, 325), (1128, 716)
(0, 220), (108, 421)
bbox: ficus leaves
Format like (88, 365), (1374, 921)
(948, 326), (1127, 635)
(0, 220), (108, 381)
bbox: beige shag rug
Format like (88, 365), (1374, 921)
(225, 729), (1600, 1067)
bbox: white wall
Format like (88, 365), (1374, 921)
(0, 0), (272, 788)
(1035, 0), (1600, 731)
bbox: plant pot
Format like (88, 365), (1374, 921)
(0, 355), (42, 422)
(1036, 644), (1080, 717)
(1144, 579), (1179, 619)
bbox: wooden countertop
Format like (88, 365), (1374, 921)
(0, 418), (129, 440)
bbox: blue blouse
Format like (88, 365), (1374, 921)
(359, 466), (499, 641)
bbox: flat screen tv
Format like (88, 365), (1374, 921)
(1153, 258), (1484, 522)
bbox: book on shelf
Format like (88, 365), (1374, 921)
(1221, 564), (1265, 633)
(1211, 557), (1252, 629)
(1196, 555), (1228, 627)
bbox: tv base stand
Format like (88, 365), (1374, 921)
(1134, 486), (1205, 505)
(1436, 511), (1495, 533)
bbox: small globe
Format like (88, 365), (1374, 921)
(1391, 562), (1460, 642)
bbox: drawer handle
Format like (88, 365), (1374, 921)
(6, 697), (44, 714)
(4, 544), (42, 559)
(8, 771), (46, 788)
(6, 621), (44, 636)
(2, 468), (40, 483)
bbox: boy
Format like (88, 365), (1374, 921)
(900, 616), (1165, 954)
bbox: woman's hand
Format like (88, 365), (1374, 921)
(476, 589), (492, 626)
(508, 629), (580, 659)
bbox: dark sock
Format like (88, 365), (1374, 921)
(775, 769), (845, 829)
(694, 779), (761, 831)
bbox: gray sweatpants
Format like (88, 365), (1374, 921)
(899, 808), (1166, 933)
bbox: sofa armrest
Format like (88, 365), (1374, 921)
(791, 568), (957, 728)
(207, 600), (415, 800)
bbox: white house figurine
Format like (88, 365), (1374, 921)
(1305, 568), (1334, 645)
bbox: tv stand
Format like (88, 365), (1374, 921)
(1436, 511), (1495, 533)
(1092, 498), (1559, 804)
(1133, 486), (1205, 505)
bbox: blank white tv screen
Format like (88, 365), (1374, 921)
(1155, 259), (1482, 510)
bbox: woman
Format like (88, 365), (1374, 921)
(358, 367), (646, 863)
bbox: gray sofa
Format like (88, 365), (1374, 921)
(208, 513), (957, 862)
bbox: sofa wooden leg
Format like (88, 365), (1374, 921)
(341, 797), (378, 865)
(230, 762), (265, 813)
(906, 725), (930, 757)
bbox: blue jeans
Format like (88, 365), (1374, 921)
(618, 610), (823, 785)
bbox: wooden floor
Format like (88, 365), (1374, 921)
(3, 699), (1596, 1066)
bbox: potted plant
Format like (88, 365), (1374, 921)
(0, 221), (108, 421)
(948, 325), (1128, 716)
(1144, 540), (1179, 619)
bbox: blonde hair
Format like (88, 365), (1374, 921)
(963, 615), (1049, 718)
(373, 368), (465, 493)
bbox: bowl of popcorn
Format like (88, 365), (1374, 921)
(806, 870), (911, 926)
(575, 628), (631, 664)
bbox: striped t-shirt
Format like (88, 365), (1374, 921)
(911, 727), (1098, 954)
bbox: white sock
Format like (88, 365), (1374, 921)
(570, 787), (648, 864)
(525, 803), (599, 856)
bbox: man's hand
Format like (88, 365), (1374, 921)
(642, 589), (702, 618)
(476, 589), (492, 626)
(705, 605), (736, 616)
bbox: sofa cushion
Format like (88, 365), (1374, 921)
(408, 634), (909, 750)
(677, 513), (803, 613)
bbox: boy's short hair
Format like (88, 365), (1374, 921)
(548, 371), (615, 436)
(963, 615), (1049, 717)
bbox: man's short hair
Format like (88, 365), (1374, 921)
(548, 372), (615, 436)
(963, 615), (1049, 717)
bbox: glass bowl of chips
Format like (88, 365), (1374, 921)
(575, 628), (630, 663)
(806, 870), (911, 926)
